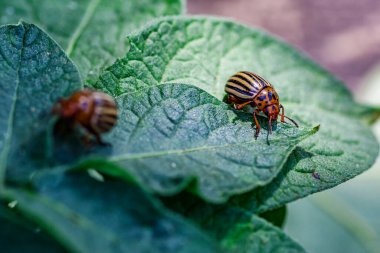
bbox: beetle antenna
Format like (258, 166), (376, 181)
(284, 115), (299, 128)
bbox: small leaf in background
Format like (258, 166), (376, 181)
(0, 205), (66, 253)
(206, 208), (306, 253)
(162, 198), (306, 253)
(0, 22), (81, 185)
(285, 182), (380, 253)
(0, 0), (184, 84)
(95, 16), (378, 208)
(357, 62), (380, 106)
(3, 168), (223, 253)
(285, 65), (380, 253)
(87, 83), (317, 203)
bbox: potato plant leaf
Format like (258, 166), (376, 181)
(0, 22), (81, 186)
(230, 105), (379, 213)
(84, 83), (317, 203)
(0, 21), (317, 204)
(0, 0), (184, 84)
(94, 16), (378, 208)
(1, 169), (223, 253)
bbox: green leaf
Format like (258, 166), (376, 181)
(167, 111), (378, 213)
(94, 16), (378, 207)
(163, 201), (306, 253)
(286, 167), (380, 253)
(4, 79), (316, 202)
(230, 105), (379, 213)
(0, 21), (316, 203)
(2, 169), (223, 253)
(0, 22), (81, 186)
(95, 16), (368, 117)
(0, 0), (184, 84)
(210, 210), (306, 253)
(0, 205), (66, 253)
(80, 83), (316, 203)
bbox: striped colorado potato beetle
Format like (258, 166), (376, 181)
(225, 71), (298, 138)
(52, 89), (117, 145)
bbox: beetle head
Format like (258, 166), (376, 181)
(263, 104), (279, 121)
(52, 98), (78, 118)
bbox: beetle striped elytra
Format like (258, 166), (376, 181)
(225, 71), (298, 138)
(52, 89), (117, 145)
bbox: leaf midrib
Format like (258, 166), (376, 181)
(112, 86), (318, 163)
(110, 127), (316, 162)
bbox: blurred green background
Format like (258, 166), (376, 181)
(285, 66), (380, 253)
(189, 0), (380, 91)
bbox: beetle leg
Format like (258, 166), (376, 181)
(227, 95), (239, 104)
(234, 101), (252, 110)
(253, 109), (261, 139)
(86, 127), (111, 146)
(279, 104), (285, 123)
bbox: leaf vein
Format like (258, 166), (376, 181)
(66, 0), (101, 56)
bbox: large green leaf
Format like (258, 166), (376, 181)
(94, 16), (378, 208)
(2, 169), (223, 253)
(80, 83), (316, 203)
(0, 205), (66, 253)
(0, 22), (81, 186)
(0, 0), (184, 84)
(0, 21), (316, 203)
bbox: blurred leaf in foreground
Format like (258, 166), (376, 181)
(0, 22), (81, 185)
(2, 168), (223, 253)
(0, 205), (66, 253)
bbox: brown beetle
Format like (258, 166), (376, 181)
(52, 89), (117, 145)
(225, 71), (298, 138)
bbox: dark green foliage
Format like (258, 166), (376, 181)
(0, 205), (67, 253)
